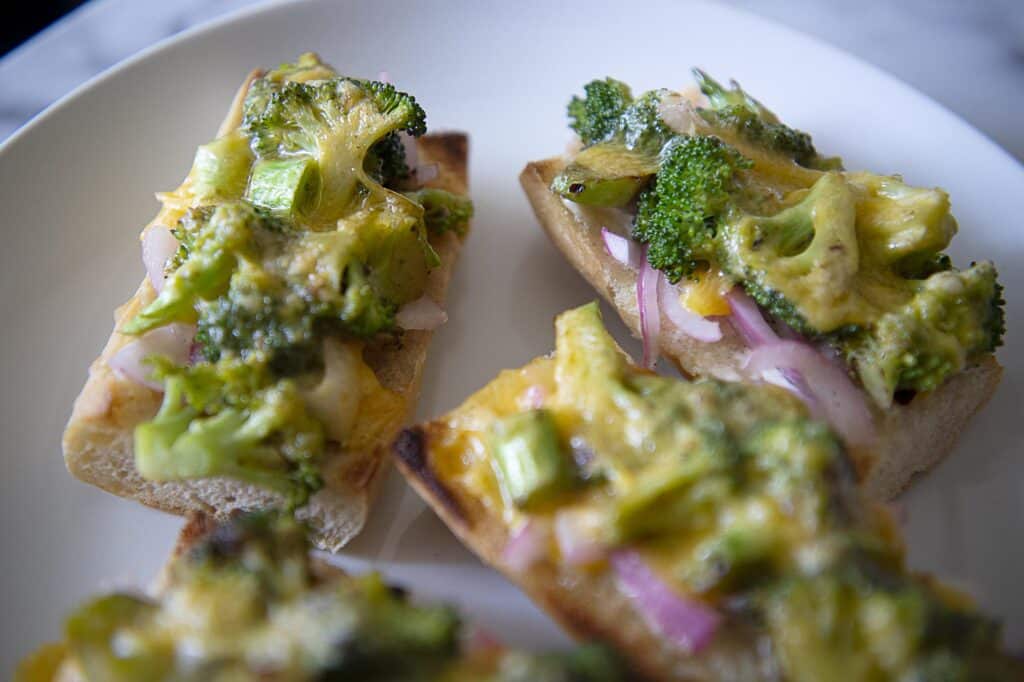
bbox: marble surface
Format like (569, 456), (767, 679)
(1, 0), (1022, 161)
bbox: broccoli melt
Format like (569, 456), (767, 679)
(555, 71), (1005, 407)
(116, 54), (473, 502)
(135, 356), (325, 508)
(35, 512), (624, 681)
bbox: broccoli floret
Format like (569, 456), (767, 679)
(720, 172), (861, 337)
(193, 257), (398, 375)
(693, 68), (828, 168)
(567, 78), (633, 146)
(847, 171), (958, 267)
(702, 104), (821, 168)
(190, 130), (255, 203)
(135, 356), (324, 508)
(632, 135), (752, 282)
(123, 203), (265, 335)
(847, 263), (1004, 406)
(555, 81), (677, 208)
(617, 89), (675, 156)
(194, 281), (320, 375)
(241, 70), (426, 224)
(693, 68), (779, 122)
(403, 188), (474, 235)
(135, 199), (407, 376)
(365, 131), (411, 187)
(339, 260), (398, 336)
(720, 171), (1005, 404)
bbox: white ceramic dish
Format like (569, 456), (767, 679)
(2, 0), (1022, 674)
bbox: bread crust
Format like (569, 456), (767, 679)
(520, 157), (1002, 499)
(60, 69), (470, 551)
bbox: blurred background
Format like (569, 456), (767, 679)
(1, 0), (1022, 160)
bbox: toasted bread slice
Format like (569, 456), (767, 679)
(61, 71), (470, 551)
(394, 429), (759, 681)
(520, 157), (1001, 499)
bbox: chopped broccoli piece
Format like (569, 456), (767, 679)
(847, 263), (1004, 406)
(617, 89), (675, 156)
(694, 68), (828, 168)
(701, 104), (821, 168)
(365, 131), (411, 187)
(567, 77), (633, 146)
(721, 172), (861, 337)
(404, 187), (474, 235)
(242, 70), (426, 225)
(190, 130), (255, 203)
(134, 356), (324, 508)
(632, 135), (752, 282)
(245, 156), (320, 214)
(551, 143), (660, 207)
(555, 82), (676, 208)
(693, 68), (781, 125)
(134, 199), (408, 375)
(122, 203), (264, 335)
(489, 409), (575, 509)
(339, 260), (399, 337)
(848, 171), (958, 267)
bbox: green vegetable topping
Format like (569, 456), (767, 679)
(404, 187), (474, 236)
(27, 512), (623, 681)
(633, 135), (751, 282)
(501, 303), (1017, 681)
(241, 70), (426, 225)
(490, 409), (574, 509)
(567, 77), (633, 147)
(190, 130), (255, 203)
(135, 356), (324, 508)
(117, 54), (473, 502)
(693, 68), (830, 168)
(245, 156), (320, 214)
(123, 203), (263, 336)
(557, 71), (1004, 406)
(554, 82), (675, 208)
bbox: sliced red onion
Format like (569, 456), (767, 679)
(396, 295), (448, 330)
(109, 323), (195, 390)
(657, 274), (722, 343)
(637, 247), (661, 369)
(611, 551), (721, 654)
(726, 288), (778, 347)
(746, 340), (876, 448)
(377, 70), (392, 84)
(555, 509), (606, 566)
(415, 163), (439, 184)
(142, 225), (178, 294)
(399, 131), (419, 170)
(523, 384), (547, 409)
(502, 520), (550, 573)
(600, 228), (641, 269)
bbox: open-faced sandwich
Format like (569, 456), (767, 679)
(394, 303), (1019, 681)
(520, 71), (1004, 498)
(62, 54), (472, 549)
(16, 511), (622, 681)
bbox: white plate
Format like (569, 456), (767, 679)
(2, 0), (1022, 673)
